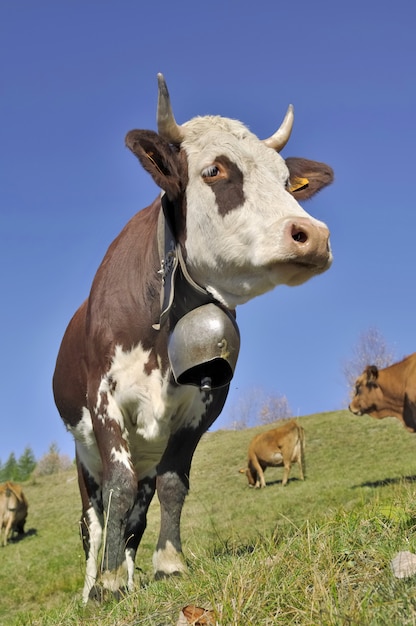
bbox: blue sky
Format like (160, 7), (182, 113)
(1, 1), (415, 461)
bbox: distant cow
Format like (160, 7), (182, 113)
(241, 420), (305, 487)
(0, 482), (28, 546)
(349, 353), (416, 432)
(53, 74), (333, 601)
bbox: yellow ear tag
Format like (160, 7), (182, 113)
(146, 150), (165, 176)
(289, 176), (309, 192)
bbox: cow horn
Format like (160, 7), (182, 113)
(157, 73), (185, 144)
(263, 104), (294, 152)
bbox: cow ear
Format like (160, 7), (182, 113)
(286, 157), (334, 201)
(365, 365), (379, 383)
(125, 129), (182, 200)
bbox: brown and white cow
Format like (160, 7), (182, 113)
(0, 482), (28, 546)
(241, 420), (305, 487)
(349, 353), (416, 432)
(53, 74), (333, 602)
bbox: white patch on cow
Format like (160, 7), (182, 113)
(126, 546), (136, 591)
(82, 506), (103, 604)
(71, 407), (103, 484)
(180, 116), (330, 308)
(153, 539), (187, 576)
(110, 445), (132, 471)
(82, 343), (212, 481)
(101, 563), (128, 593)
(271, 452), (284, 465)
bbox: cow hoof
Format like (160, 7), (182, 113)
(88, 584), (105, 603)
(111, 587), (128, 602)
(154, 570), (182, 581)
(88, 584), (128, 603)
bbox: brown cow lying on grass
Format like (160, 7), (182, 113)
(240, 420), (305, 487)
(0, 482), (28, 546)
(349, 353), (416, 432)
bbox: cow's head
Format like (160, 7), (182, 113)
(349, 365), (387, 418)
(239, 466), (257, 487)
(125, 74), (333, 309)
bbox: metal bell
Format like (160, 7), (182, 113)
(168, 303), (240, 390)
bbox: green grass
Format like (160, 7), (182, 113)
(3, 410), (416, 624)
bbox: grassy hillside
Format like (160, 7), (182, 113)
(3, 410), (416, 625)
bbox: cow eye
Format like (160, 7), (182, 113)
(202, 164), (221, 179)
(201, 160), (228, 185)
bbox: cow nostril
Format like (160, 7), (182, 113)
(292, 228), (308, 244)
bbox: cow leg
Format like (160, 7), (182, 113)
(3, 500), (15, 545)
(249, 456), (266, 488)
(299, 429), (306, 480)
(76, 440), (138, 602)
(77, 457), (104, 603)
(152, 388), (228, 578)
(123, 473), (157, 590)
(80, 505), (103, 603)
(152, 425), (208, 578)
(258, 468), (267, 488)
(3, 516), (12, 546)
(293, 435), (305, 482)
(153, 469), (188, 578)
(79, 390), (139, 598)
(281, 462), (291, 486)
(79, 463), (156, 601)
(298, 452), (305, 481)
(99, 461), (137, 596)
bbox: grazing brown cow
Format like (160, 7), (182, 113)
(241, 420), (305, 487)
(53, 74), (333, 601)
(349, 353), (416, 432)
(0, 482), (28, 546)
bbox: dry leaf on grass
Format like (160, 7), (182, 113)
(176, 604), (216, 625)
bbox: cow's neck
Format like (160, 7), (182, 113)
(153, 195), (218, 331)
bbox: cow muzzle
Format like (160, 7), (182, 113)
(279, 216), (332, 282)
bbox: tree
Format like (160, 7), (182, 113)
(0, 452), (19, 481)
(226, 387), (267, 430)
(342, 326), (396, 395)
(258, 394), (292, 424)
(34, 443), (72, 476)
(226, 388), (292, 429)
(0, 448), (36, 482)
(18, 447), (37, 481)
